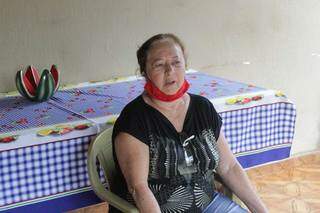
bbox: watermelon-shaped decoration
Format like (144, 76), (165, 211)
(0, 135), (18, 143)
(15, 65), (60, 102)
(74, 123), (92, 130)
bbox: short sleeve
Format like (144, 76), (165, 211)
(210, 103), (223, 140)
(112, 103), (148, 145)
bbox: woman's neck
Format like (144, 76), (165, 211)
(143, 92), (188, 112)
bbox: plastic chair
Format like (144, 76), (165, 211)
(87, 127), (245, 212)
(87, 127), (139, 213)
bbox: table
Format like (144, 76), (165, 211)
(0, 70), (296, 212)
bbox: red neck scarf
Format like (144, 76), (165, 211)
(144, 79), (190, 102)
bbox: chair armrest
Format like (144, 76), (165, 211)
(95, 188), (139, 213)
(87, 153), (139, 213)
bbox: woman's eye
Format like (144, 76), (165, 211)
(173, 60), (181, 66)
(154, 63), (164, 68)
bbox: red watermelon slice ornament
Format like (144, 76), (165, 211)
(15, 65), (60, 102)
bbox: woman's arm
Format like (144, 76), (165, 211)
(115, 132), (161, 213)
(216, 130), (268, 213)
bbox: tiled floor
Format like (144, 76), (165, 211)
(247, 151), (320, 213)
(68, 202), (108, 213)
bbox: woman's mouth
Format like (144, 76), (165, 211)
(165, 80), (176, 86)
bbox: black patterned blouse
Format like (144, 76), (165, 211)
(112, 94), (222, 213)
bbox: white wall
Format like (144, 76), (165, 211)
(1, 0), (319, 155)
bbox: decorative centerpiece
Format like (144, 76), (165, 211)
(15, 65), (60, 102)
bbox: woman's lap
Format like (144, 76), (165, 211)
(202, 192), (248, 213)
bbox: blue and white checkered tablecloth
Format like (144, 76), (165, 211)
(221, 102), (296, 155)
(0, 136), (92, 209)
(0, 103), (296, 211)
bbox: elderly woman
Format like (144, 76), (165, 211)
(112, 33), (268, 213)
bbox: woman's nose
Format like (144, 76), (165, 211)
(165, 63), (174, 73)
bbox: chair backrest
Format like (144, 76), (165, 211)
(87, 127), (139, 212)
(88, 127), (118, 191)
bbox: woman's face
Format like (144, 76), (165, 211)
(145, 39), (186, 95)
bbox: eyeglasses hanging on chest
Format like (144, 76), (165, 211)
(182, 135), (195, 167)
